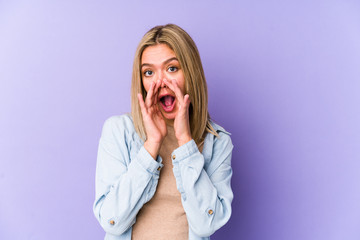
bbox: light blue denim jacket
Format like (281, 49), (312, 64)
(93, 114), (234, 240)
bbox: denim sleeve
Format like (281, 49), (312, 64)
(171, 132), (234, 237)
(93, 116), (163, 236)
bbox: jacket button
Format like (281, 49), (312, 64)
(109, 220), (115, 225)
(172, 155), (176, 160)
(157, 166), (161, 171)
(208, 209), (214, 215)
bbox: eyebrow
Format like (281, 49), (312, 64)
(141, 57), (178, 68)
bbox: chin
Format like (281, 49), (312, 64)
(161, 112), (177, 120)
(158, 103), (178, 121)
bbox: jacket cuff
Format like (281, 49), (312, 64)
(135, 146), (163, 175)
(171, 139), (198, 163)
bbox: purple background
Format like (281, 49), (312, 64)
(1, 0), (359, 239)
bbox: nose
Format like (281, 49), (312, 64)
(160, 79), (166, 88)
(157, 71), (167, 88)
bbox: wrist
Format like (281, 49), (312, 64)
(178, 136), (192, 147)
(144, 140), (162, 160)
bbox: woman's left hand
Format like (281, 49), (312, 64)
(164, 78), (192, 146)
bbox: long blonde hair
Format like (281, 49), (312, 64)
(131, 24), (218, 146)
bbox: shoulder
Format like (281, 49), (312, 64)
(209, 119), (232, 145)
(209, 119), (231, 136)
(101, 113), (135, 139)
(208, 120), (233, 154)
(203, 120), (233, 174)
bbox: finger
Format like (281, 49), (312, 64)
(153, 80), (161, 105)
(145, 81), (155, 107)
(170, 79), (185, 105)
(177, 94), (190, 115)
(164, 79), (184, 104)
(137, 93), (148, 115)
(184, 94), (191, 109)
(163, 78), (175, 92)
(151, 80), (160, 105)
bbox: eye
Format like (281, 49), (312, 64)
(168, 66), (178, 72)
(144, 70), (153, 77)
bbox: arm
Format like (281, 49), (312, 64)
(162, 78), (234, 236)
(93, 116), (163, 235)
(172, 132), (234, 237)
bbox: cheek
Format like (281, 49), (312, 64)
(142, 80), (151, 92)
(176, 76), (186, 94)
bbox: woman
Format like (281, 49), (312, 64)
(93, 24), (234, 240)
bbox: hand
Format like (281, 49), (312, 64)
(163, 78), (192, 146)
(138, 80), (167, 159)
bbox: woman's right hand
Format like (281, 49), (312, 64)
(137, 80), (167, 159)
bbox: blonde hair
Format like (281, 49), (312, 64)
(131, 24), (218, 147)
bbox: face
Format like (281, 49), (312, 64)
(141, 44), (186, 121)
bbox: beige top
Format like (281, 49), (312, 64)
(132, 126), (189, 240)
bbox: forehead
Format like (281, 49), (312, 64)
(141, 44), (176, 64)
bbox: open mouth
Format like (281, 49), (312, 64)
(159, 95), (176, 112)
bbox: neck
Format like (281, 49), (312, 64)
(164, 124), (177, 144)
(164, 118), (174, 127)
